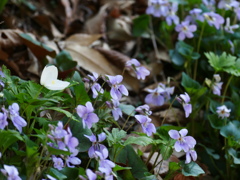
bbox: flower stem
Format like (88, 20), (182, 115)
(221, 75), (233, 104)
(194, 22), (206, 80)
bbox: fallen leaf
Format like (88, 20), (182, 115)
(65, 43), (115, 74)
(18, 33), (56, 61)
(84, 3), (109, 34)
(0, 29), (23, 49)
(65, 33), (102, 46)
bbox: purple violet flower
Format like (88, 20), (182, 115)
(135, 115), (156, 136)
(84, 132), (108, 159)
(212, 74), (223, 96)
(98, 159), (115, 176)
(216, 105), (231, 119)
(175, 21), (197, 40)
(66, 155), (81, 168)
(52, 156), (64, 170)
(8, 103), (27, 133)
(1, 165), (21, 180)
(0, 108), (8, 130)
(218, 0), (239, 10)
(185, 149), (197, 164)
(166, 3), (179, 26)
(203, 12), (224, 30)
(76, 102), (99, 129)
(145, 86), (165, 106)
(185, 8), (204, 23)
(146, 0), (169, 18)
(87, 169), (97, 180)
(0, 70), (5, 87)
(106, 75), (128, 100)
(135, 104), (152, 116)
(224, 17), (239, 33)
(87, 72), (104, 98)
(202, 0), (216, 11)
(168, 129), (196, 152)
(177, 92), (192, 118)
(64, 127), (79, 153)
(106, 99), (122, 121)
(126, 59), (150, 80)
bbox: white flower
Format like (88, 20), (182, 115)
(216, 105), (231, 119)
(40, 65), (70, 90)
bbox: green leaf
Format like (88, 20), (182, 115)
(0, 130), (23, 153)
(220, 121), (240, 140)
(119, 104), (136, 116)
(55, 50), (77, 71)
(181, 72), (207, 97)
(72, 83), (90, 106)
(114, 164), (132, 171)
(105, 128), (126, 146)
(43, 107), (79, 122)
(224, 58), (240, 76)
(159, 143), (173, 160)
(169, 49), (185, 67)
(228, 148), (240, 164)
(0, 0), (8, 13)
(47, 146), (71, 156)
(124, 136), (153, 146)
(176, 41), (193, 57)
(164, 162), (181, 180)
(181, 161), (205, 176)
(208, 114), (225, 129)
(205, 52), (236, 72)
(198, 143), (220, 160)
(48, 168), (67, 180)
(132, 14), (150, 37)
(116, 145), (149, 179)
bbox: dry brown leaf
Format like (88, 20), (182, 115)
(95, 47), (131, 69)
(65, 33), (102, 46)
(155, 107), (186, 124)
(84, 3), (109, 34)
(0, 29), (23, 49)
(106, 16), (132, 41)
(65, 43), (116, 75)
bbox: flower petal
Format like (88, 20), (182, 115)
(40, 65), (58, 86)
(168, 130), (180, 140)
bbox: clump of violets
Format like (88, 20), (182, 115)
(125, 59), (150, 80)
(175, 20), (197, 40)
(106, 75), (128, 100)
(48, 122), (81, 170)
(1, 165), (22, 180)
(84, 132), (115, 179)
(177, 92), (192, 118)
(76, 102), (99, 129)
(168, 129), (197, 163)
(216, 105), (231, 119)
(84, 132), (108, 159)
(145, 83), (174, 106)
(203, 12), (224, 30)
(8, 103), (27, 133)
